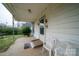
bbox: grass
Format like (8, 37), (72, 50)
(0, 35), (23, 52)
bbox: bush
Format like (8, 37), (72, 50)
(0, 24), (21, 35)
(22, 26), (31, 36)
(4, 27), (13, 35)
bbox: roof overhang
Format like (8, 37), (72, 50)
(3, 3), (49, 22)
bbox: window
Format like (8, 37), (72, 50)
(39, 15), (45, 35)
(40, 18), (44, 23)
(40, 26), (44, 35)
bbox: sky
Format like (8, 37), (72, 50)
(0, 3), (13, 26)
(0, 3), (32, 27)
(0, 3), (27, 27)
(0, 3), (22, 27)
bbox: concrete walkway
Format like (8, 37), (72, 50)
(0, 37), (43, 56)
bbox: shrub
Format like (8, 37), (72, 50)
(22, 26), (31, 36)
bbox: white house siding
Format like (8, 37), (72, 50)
(47, 4), (79, 56)
(46, 4), (79, 55)
(35, 4), (79, 56)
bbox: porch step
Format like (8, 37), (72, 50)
(31, 39), (43, 48)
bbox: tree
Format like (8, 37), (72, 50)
(22, 26), (31, 36)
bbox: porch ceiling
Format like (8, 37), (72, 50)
(3, 3), (49, 22)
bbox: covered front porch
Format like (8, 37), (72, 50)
(1, 3), (50, 56)
(0, 37), (49, 56)
(2, 3), (79, 56)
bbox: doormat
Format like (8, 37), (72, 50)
(24, 42), (31, 49)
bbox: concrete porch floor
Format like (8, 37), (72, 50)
(0, 37), (49, 56)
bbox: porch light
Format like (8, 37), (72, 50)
(28, 9), (32, 13)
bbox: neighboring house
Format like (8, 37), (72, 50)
(3, 3), (79, 56)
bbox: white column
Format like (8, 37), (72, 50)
(12, 15), (15, 40)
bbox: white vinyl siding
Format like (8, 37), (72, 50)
(44, 4), (79, 55)
(34, 4), (79, 55)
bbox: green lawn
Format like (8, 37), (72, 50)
(0, 35), (23, 52)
